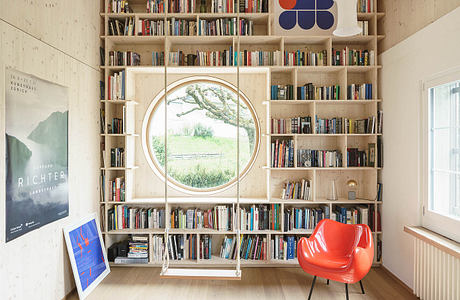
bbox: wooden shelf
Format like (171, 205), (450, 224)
(100, 7), (384, 268)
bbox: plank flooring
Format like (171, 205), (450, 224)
(67, 267), (416, 300)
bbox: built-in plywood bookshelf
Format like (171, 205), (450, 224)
(99, 0), (384, 267)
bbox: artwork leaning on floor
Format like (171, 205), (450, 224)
(5, 68), (69, 242)
(63, 213), (110, 299)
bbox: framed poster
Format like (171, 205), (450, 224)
(274, 0), (338, 36)
(5, 68), (69, 242)
(63, 213), (110, 299)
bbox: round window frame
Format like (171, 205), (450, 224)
(141, 76), (261, 195)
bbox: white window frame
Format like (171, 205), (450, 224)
(421, 67), (460, 242)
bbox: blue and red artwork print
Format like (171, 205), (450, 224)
(69, 219), (106, 291)
(279, 0), (334, 30)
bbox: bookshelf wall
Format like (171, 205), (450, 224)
(100, 0), (384, 267)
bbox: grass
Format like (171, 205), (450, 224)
(152, 135), (253, 188)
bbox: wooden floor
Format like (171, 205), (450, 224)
(67, 267), (416, 300)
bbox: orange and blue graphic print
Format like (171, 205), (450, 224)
(69, 219), (106, 291)
(279, 0), (334, 30)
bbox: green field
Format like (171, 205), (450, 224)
(151, 135), (252, 188)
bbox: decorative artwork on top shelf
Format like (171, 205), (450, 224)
(275, 0), (338, 36)
(5, 68), (69, 242)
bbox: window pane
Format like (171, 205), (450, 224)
(432, 128), (450, 170)
(429, 80), (460, 220)
(431, 171), (451, 215)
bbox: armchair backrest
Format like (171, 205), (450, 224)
(310, 219), (372, 258)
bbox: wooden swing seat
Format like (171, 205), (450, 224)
(160, 268), (242, 280)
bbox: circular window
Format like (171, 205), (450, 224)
(142, 77), (260, 194)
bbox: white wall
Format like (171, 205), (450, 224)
(0, 1), (100, 299)
(380, 6), (460, 288)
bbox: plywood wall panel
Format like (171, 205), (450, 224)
(378, 0), (460, 52)
(0, 0), (100, 67)
(0, 18), (100, 299)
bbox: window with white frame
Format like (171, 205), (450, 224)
(423, 74), (460, 242)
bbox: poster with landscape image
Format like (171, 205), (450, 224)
(5, 69), (69, 242)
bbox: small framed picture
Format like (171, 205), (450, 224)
(63, 213), (110, 299)
(368, 143), (376, 167)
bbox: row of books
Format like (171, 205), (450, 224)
(240, 50), (281, 66)
(168, 18), (196, 36)
(108, 206), (166, 230)
(138, 19), (165, 36)
(109, 177), (125, 202)
(170, 206), (232, 230)
(168, 49), (234, 66)
(108, 18), (135, 36)
(297, 149), (343, 168)
(271, 116), (312, 134)
(271, 85), (294, 100)
(347, 143), (376, 167)
(315, 116), (345, 134)
(316, 116), (377, 134)
(220, 235), (269, 260)
(199, 235), (212, 259)
(332, 48), (375, 66)
(167, 234), (197, 260)
(199, 18), (235, 36)
(283, 50), (327, 66)
(298, 83), (341, 100)
(357, 0), (373, 13)
(111, 147), (125, 167)
(109, 51), (141, 66)
(109, 116), (125, 134)
(107, 71), (125, 100)
(347, 83), (372, 100)
(109, 0), (131, 13)
(334, 205), (370, 225)
(240, 0), (268, 13)
(147, 0), (165, 13)
(152, 51), (165, 66)
(210, 0), (238, 13)
(284, 206), (329, 231)
(272, 235), (296, 260)
(100, 109), (105, 132)
(271, 139), (294, 168)
(239, 204), (281, 231)
(358, 20), (370, 36)
(168, 0), (195, 13)
(281, 179), (312, 200)
(152, 235), (165, 261)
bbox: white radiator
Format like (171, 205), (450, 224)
(413, 238), (460, 300)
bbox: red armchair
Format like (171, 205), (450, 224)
(297, 219), (374, 300)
